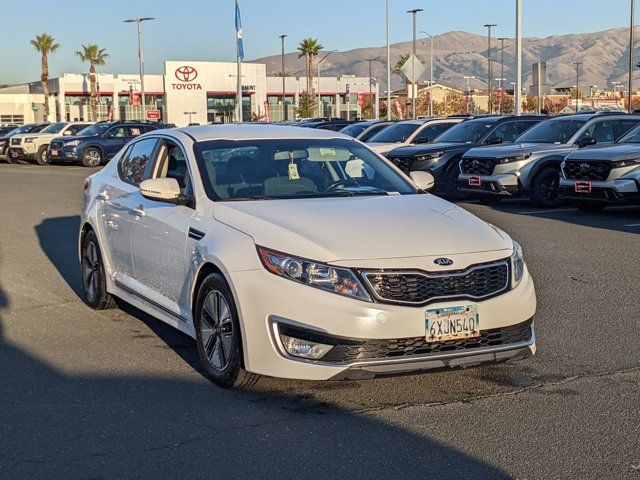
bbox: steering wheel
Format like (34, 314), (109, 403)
(325, 179), (360, 191)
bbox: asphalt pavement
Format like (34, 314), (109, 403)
(0, 163), (638, 479)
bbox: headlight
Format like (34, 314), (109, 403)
(415, 151), (445, 162)
(510, 241), (525, 288)
(497, 152), (532, 164)
(65, 140), (82, 147)
(611, 159), (639, 168)
(24, 138), (34, 144)
(257, 246), (372, 302)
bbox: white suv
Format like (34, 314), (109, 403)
(8, 121), (92, 165)
(80, 125), (537, 388)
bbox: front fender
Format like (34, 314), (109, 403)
(521, 155), (566, 189)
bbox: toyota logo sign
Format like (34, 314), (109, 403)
(175, 66), (198, 82)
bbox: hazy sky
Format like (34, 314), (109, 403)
(1, 0), (635, 84)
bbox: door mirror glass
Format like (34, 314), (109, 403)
(414, 137), (429, 144)
(140, 178), (181, 203)
(410, 171), (435, 192)
(485, 137), (503, 145)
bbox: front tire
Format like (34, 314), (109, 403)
(194, 273), (259, 389)
(82, 147), (102, 167)
(36, 145), (49, 166)
(531, 166), (561, 208)
(444, 167), (468, 201)
(81, 230), (117, 310)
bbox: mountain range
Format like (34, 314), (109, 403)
(253, 27), (640, 93)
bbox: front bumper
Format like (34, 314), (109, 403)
(48, 146), (79, 162)
(8, 146), (36, 160)
(559, 178), (640, 204)
(457, 172), (523, 196)
(228, 261), (537, 381)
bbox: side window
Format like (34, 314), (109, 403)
(613, 120), (640, 140)
(154, 141), (194, 201)
(128, 126), (143, 137)
(118, 138), (159, 186)
(515, 121), (538, 136)
(485, 122), (520, 143)
(413, 124), (446, 143)
(105, 127), (127, 139)
(577, 120), (615, 144)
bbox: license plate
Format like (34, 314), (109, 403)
(575, 181), (592, 193)
(50, 149), (58, 156)
(425, 305), (480, 342)
(468, 176), (482, 187)
(10, 151), (18, 158)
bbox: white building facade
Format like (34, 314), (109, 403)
(0, 61), (378, 127)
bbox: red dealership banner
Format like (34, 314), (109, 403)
(131, 92), (141, 106)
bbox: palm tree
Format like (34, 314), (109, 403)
(393, 53), (412, 87)
(297, 38), (323, 93)
(30, 34), (60, 121)
(75, 44), (109, 121)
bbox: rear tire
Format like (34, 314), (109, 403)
(575, 201), (606, 213)
(36, 145), (49, 166)
(194, 273), (260, 389)
(531, 166), (561, 208)
(82, 147), (102, 167)
(81, 230), (117, 310)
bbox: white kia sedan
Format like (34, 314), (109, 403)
(80, 125), (536, 388)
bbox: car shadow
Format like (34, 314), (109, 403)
(0, 256), (511, 479)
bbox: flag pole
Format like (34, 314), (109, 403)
(235, 0), (244, 123)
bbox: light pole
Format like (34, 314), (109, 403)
(367, 59), (374, 119)
(317, 50), (337, 117)
(386, 0), (391, 120)
(629, 0), (636, 113)
(464, 76), (475, 113)
(407, 8), (423, 119)
(515, 0), (522, 115)
(420, 31), (434, 117)
(124, 17), (154, 121)
(278, 34), (287, 121)
(498, 37), (507, 114)
(484, 24), (497, 114)
(573, 61), (583, 112)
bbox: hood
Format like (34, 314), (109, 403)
(12, 133), (43, 141)
(565, 144), (640, 162)
(464, 142), (573, 159)
(54, 135), (90, 143)
(367, 142), (407, 154)
(213, 194), (513, 263)
(386, 142), (469, 158)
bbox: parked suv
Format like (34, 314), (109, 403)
(558, 123), (640, 211)
(385, 115), (544, 200)
(48, 121), (165, 167)
(8, 122), (92, 165)
(1, 123), (49, 162)
(367, 118), (464, 155)
(458, 114), (640, 207)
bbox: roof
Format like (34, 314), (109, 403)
(176, 124), (346, 142)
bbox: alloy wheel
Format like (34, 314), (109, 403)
(200, 290), (234, 372)
(82, 240), (100, 301)
(85, 149), (101, 167)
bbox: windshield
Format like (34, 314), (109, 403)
(0, 126), (18, 136)
(434, 120), (497, 144)
(368, 122), (420, 143)
(41, 122), (67, 134)
(76, 124), (109, 137)
(618, 124), (640, 143)
(194, 138), (417, 201)
(12, 124), (46, 135)
(340, 123), (371, 138)
(515, 118), (586, 144)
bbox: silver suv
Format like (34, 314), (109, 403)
(8, 121), (92, 165)
(457, 114), (640, 207)
(558, 124), (640, 212)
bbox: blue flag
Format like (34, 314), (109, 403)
(235, 0), (244, 60)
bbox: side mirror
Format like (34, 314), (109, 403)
(485, 137), (503, 145)
(410, 171), (435, 192)
(578, 137), (597, 148)
(63, 130), (73, 136)
(414, 137), (429, 144)
(140, 178), (181, 204)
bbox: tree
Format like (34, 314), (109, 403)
(297, 92), (315, 118)
(30, 34), (60, 121)
(490, 93), (515, 114)
(297, 38), (323, 95)
(75, 44), (109, 121)
(433, 92), (468, 116)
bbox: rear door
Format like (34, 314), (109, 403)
(412, 122), (454, 144)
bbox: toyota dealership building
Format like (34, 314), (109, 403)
(0, 61), (378, 126)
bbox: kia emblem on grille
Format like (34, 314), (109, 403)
(579, 163), (590, 173)
(434, 258), (454, 266)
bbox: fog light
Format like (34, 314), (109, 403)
(280, 334), (333, 360)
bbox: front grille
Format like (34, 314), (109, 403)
(388, 157), (413, 175)
(49, 141), (63, 150)
(279, 319), (533, 363)
(10, 138), (22, 146)
(564, 160), (613, 181)
(363, 260), (510, 306)
(461, 157), (497, 175)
